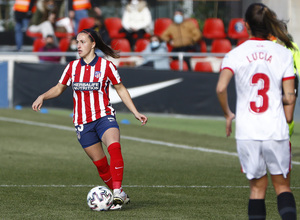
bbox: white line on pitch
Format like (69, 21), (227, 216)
(1, 116), (300, 165)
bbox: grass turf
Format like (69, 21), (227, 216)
(0, 108), (300, 219)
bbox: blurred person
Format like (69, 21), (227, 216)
(39, 34), (61, 62)
(28, 11), (56, 39)
(32, 28), (148, 210)
(92, 15), (111, 45)
(120, 0), (152, 50)
(66, 37), (78, 62)
(161, 9), (201, 70)
(140, 35), (170, 70)
(68, 0), (101, 34)
(274, 22), (300, 138)
(31, 0), (56, 25)
(13, 0), (36, 51)
(216, 3), (297, 220)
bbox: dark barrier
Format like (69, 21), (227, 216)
(13, 63), (236, 116)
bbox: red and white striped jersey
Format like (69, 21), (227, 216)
(221, 38), (294, 140)
(59, 55), (121, 125)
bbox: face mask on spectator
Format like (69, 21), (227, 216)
(174, 14), (183, 24)
(131, 0), (139, 5)
(151, 41), (160, 49)
(70, 44), (77, 50)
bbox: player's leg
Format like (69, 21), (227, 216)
(271, 174), (296, 220)
(248, 175), (268, 220)
(84, 142), (113, 190)
(75, 121), (113, 189)
(102, 127), (130, 209)
(263, 140), (296, 220)
(236, 140), (268, 220)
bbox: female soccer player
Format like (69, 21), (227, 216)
(32, 28), (148, 210)
(216, 3), (297, 220)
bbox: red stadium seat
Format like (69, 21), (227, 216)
(59, 38), (70, 52)
(26, 29), (43, 38)
(194, 61), (213, 72)
(154, 18), (173, 37)
(32, 38), (46, 52)
(227, 18), (249, 40)
(111, 38), (131, 53)
(211, 39), (232, 55)
(202, 18), (226, 39)
(170, 60), (189, 71)
(77, 17), (95, 33)
(134, 38), (150, 52)
(104, 17), (126, 39)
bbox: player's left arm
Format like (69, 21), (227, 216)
(216, 68), (235, 137)
(114, 83), (148, 125)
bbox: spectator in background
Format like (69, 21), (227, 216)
(120, 0), (152, 50)
(92, 16), (111, 45)
(140, 35), (170, 70)
(68, 0), (101, 34)
(66, 37), (78, 62)
(13, 0), (36, 51)
(161, 8), (201, 70)
(39, 35), (61, 62)
(31, 0), (56, 25)
(28, 11), (57, 39)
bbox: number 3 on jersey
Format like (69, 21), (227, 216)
(250, 73), (270, 113)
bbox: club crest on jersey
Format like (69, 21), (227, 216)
(94, 71), (101, 78)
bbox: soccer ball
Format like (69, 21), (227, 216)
(87, 186), (114, 211)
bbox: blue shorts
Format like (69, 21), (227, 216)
(74, 116), (119, 148)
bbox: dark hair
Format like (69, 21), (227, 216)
(245, 3), (294, 49)
(79, 28), (120, 58)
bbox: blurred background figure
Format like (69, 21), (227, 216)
(140, 35), (170, 70)
(92, 15), (111, 45)
(66, 36), (78, 62)
(68, 0), (101, 34)
(39, 34), (61, 62)
(13, 0), (36, 51)
(120, 0), (152, 50)
(31, 0), (56, 25)
(28, 10), (57, 39)
(161, 8), (202, 70)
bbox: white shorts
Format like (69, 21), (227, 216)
(236, 140), (291, 180)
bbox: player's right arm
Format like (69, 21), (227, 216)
(216, 68), (236, 137)
(32, 83), (68, 112)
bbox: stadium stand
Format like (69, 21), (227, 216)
(59, 38), (70, 52)
(211, 39), (232, 55)
(32, 38), (46, 52)
(154, 18), (173, 37)
(77, 17), (95, 33)
(194, 61), (213, 72)
(227, 18), (249, 40)
(104, 17), (126, 39)
(170, 60), (189, 71)
(134, 38), (150, 52)
(202, 18), (226, 39)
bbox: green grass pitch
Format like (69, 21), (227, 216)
(0, 108), (300, 219)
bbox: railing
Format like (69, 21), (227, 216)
(0, 51), (226, 71)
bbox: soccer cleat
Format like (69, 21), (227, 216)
(109, 189), (130, 210)
(110, 191), (130, 210)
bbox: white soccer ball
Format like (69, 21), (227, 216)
(87, 186), (114, 211)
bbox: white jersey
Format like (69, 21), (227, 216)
(221, 38), (294, 140)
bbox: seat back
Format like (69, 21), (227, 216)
(194, 61), (213, 72)
(33, 38), (46, 52)
(111, 38), (131, 52)
(154, 18), (173, 36)
(104, 17), (126, 39)
(134, 38), (150, 52)
(77, 17), (95, 33)
(59, 38), (70, 52)
(211, 39), (232, 54)
(227, 18), (249, 39)
(170, 60), (189, 71)
(203, 18), (226, 39)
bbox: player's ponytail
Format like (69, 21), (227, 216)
(80, 29), (120, 58)
(245, 3), (294, 49)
